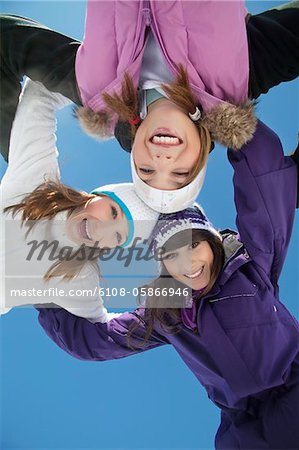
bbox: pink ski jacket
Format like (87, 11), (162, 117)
(76, 0), (256, 149)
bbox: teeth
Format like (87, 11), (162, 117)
(152, 135), (180, 145)
(185, 266), (204, 279)
(84, 219), (92, 240)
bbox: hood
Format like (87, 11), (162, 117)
(76, 99), (257, 150)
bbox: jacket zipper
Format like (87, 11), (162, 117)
(129, 1), (150, 65)
(142, 0), (151, 26)
(148, 2), (178, 77)
(143, 9), (151, 26)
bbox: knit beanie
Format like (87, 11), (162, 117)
(130, 151), (208, 213)
(150, 204), (222, 254)
(90, 183), (159, 247)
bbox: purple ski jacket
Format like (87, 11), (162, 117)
(38, 121), (299, 448)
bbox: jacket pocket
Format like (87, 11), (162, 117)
(209, 283), (258, 303)
(209, 283), (263, 329)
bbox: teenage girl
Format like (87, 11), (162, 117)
(37, 119), (298, 448)
(1, 1), (299, 212)
(0, 79), (158, 319)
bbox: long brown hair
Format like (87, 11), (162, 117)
(128, 229), (224, 348)
(3, 180), (102, 281)
(103, 65), (211, 185)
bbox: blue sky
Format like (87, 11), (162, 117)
(0, 2), (298, 449)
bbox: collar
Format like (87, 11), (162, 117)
(139, 86), (168, 120)
(221, 229), (244, 264)
(197, 230), (250, 306)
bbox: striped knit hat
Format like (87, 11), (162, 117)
(150, 204), (221, 254)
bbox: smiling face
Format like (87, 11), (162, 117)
(132, 98), (201, 190)
(65, 196), (129, 249)
(162, 239), (214, 291)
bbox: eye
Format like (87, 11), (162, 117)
(139, 168), (154, 174)
(111, 205), (118, 219)
(190, 241), (200, 250)
(116, 232), (122, 245)
(172, 172), (189, 177)
(163, 252), (177, 261)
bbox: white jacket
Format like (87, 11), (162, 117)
(0, 79), (118, 323)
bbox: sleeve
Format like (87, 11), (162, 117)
(0, 14), (81, 161)
(75, 1), (140, 105)
(228, 120), (297, 283)
(50, 263), (124, 324)
(63, 294), (125, 324)
(247, 1), (299, 99)
(1, 79), (72, 196)
(37, 307), (169, 361)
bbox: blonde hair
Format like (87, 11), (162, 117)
(103, 65), (211, 185)
(4, 180), (102, 281)
(162, 66), (211, 186)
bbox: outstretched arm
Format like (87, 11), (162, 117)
(247, 1), (299, 99)
(37, 307), (169, 361)
(228, 120), (297, 285)
(0, 14), (81, 161)
(1, 79), (71, 199)
(0, 79), (123, 324)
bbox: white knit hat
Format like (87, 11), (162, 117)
(90, 183), (159, 247)
(130, 151), (207, 213)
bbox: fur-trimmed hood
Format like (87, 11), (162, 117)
(75, 107), (115, 141)
(202, 100), (257, 150)
(76, 100), (257, 150)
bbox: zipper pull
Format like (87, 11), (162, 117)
(143, 8), (151, 26)
(140, 90), (147, 120)
(243, 249), (250, 260)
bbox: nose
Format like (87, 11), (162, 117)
(181, 250), (200, 274)
(154, 152), (172, 160)
(181, 253), (193, 273)
(150, 148), (176, 161)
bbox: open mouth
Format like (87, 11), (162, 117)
(79, 219), (92, 241)
(184, 266), (204, 280)
(149, 128), (183, 146)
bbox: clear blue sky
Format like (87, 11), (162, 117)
(0, 2), (298, 449)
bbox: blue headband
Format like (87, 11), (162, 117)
(90, 189), (134, 248)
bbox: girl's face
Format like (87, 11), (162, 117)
(66, 196), (128, 249)
(132, 99), (201, 190)
(162, 240), (214, 290)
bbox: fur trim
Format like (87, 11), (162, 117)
(75, 106), (114, 140)
(76, 101), (257, 150)
(202, 101), (257, 150)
